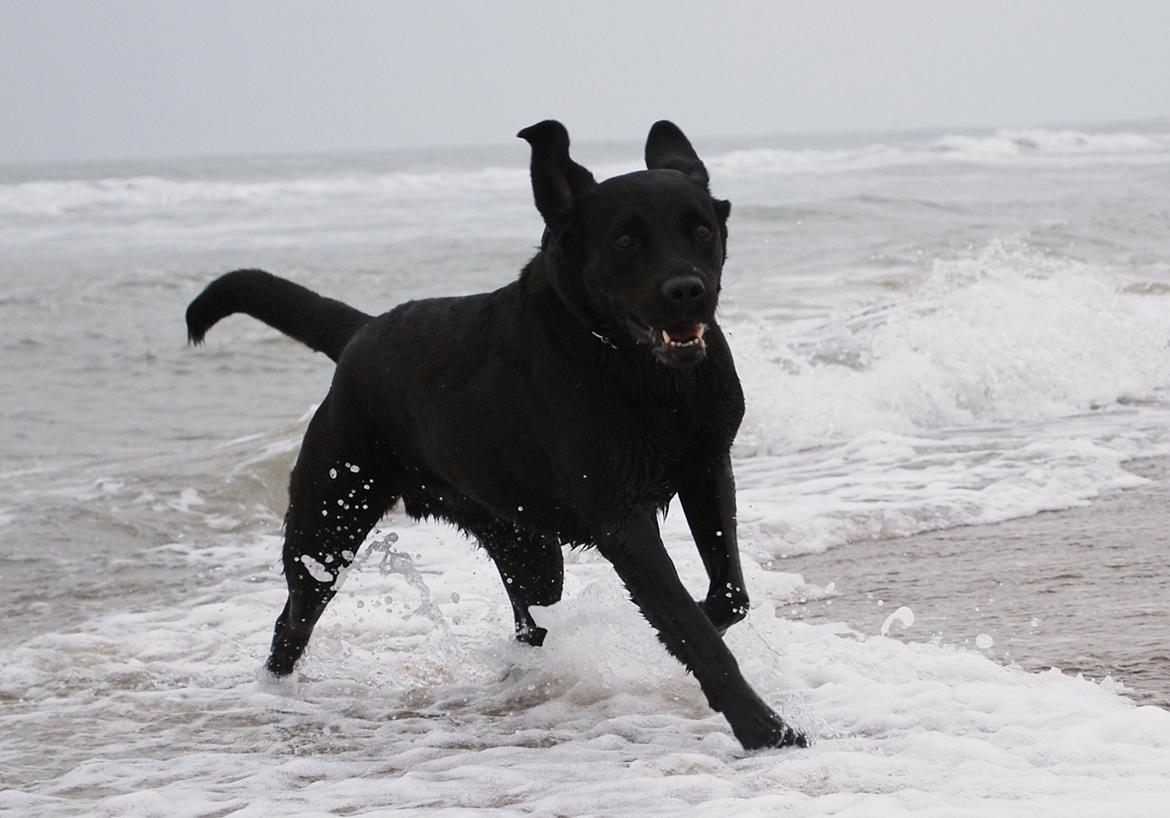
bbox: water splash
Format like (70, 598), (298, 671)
(880, 606), (916, 637)
(357, 531), (447, 632)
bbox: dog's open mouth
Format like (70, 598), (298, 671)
(624, 316), (710, 363)
(654, 322), (706, 350)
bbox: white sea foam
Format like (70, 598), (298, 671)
(3, 128), (1165, 219)
(0, 166), (531, 218)
(710, 143), (916, 176)
(711, 128), (1170, 177)
(2, 511), (1168, 816)
(737, 243), (1170, 446)
(931, 128), (1170, 159)
(724, 241), (1170, 555)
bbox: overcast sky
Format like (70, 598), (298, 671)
(1, 0), (1168, 162)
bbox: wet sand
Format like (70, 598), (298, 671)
(778, 457), (1170, 706)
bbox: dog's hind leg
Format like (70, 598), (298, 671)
(678, 459), (750, 634)
(476, 527), (564, 646)
(266, 397), (397, 676)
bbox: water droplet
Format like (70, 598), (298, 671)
(975, 633), (994, 650)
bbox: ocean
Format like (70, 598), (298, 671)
(2, 123), (1170, 815)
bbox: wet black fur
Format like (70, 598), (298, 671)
(185, 120), (806, 750)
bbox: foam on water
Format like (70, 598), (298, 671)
(738, 242), (1170, 449)
(931, 128), (1170, 160)
(4, 127), (1166, 220)
(2, 502), (1169, 817)
(0, 167), (531, 218)
(710, 128), (1170, 178)
(721, 240), (1170, 555)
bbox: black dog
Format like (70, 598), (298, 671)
(186, 121), (806, 750)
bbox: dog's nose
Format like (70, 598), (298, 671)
(661, 276), (706, 307)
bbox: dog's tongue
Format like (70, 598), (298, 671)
(664, 322), (702, 342)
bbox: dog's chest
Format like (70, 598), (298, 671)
(600, 398), (701, 502)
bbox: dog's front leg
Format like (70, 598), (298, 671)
(678, 459), (749, 634)
(597, 509), (805, 750)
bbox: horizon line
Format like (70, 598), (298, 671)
(3, 114), (1168, 170)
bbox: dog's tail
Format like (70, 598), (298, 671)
(186, 269), (373, 362)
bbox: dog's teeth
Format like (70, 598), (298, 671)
(659, 326), (709, 349)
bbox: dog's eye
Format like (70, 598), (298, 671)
(613, 233), (637, 251)
(695, 224), (714, 242)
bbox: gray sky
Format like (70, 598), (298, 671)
(2, 0), (1168, 162)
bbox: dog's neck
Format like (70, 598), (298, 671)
(519, 251), (623, 353)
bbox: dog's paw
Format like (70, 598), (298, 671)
(515, 624), (548, 647)
(698, 596), (748, 635)
(723, 692), (809, 751)
(255, 665), (300, 695)
(730, 708), (809, 751)
(265, 653), (298, 677)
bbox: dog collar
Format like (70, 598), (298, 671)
(591, 330), (618, 350)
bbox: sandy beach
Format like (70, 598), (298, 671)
(780, 457), (1170, 706)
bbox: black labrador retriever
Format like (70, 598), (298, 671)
(186, 120), (806, 750)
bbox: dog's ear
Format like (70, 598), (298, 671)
(517, 120), (596, 233)
(713, 197), (731, 224)
(648, 121), (729, 250)
(645, 120), (710, 187)
(713, 197), (731, 258)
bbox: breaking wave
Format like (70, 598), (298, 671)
(3, 127), (1166, 216)
(729, 241), (1170, 555)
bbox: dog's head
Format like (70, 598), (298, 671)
(519, 120), (730, 368)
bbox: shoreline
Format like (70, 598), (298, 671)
(777, 456), (1170, 706)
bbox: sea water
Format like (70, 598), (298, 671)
(2, 124), (1170, 815)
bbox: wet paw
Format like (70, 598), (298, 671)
(515, 624), (548, 646)
(725, 698), (809, 750)
(735, 712), (808, 750)
(699, 597), (748, 635)
(265, 654), (297, 677)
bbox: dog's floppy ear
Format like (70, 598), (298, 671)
(645, 120), (710, 187)
(517, 120), (596, 233)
